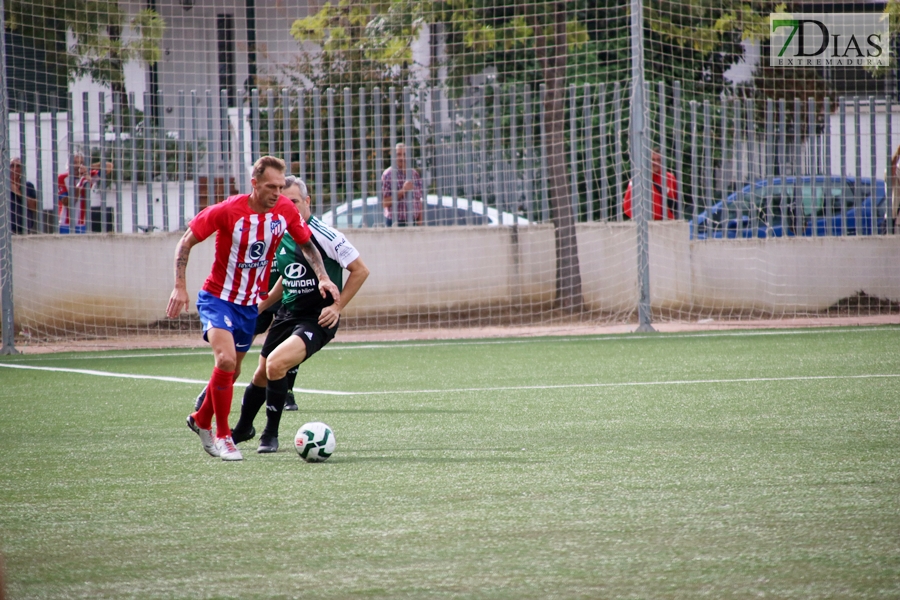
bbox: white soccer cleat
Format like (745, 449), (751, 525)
(216, 436), (243, 461)
(187, 415), (219, 457)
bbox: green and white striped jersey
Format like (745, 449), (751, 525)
(273, 216), (360, 315)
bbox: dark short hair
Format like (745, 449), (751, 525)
(252, 156), (286, 181)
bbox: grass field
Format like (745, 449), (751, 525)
(1, 326), (898, 599)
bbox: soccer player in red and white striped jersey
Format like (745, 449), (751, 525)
(166, 156), (340, 461)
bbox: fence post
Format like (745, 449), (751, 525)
(131, 92), (139, 231)
(190, 90), (199, 220)
(583, 84), (593, 221)
(672, 81), (683, 219)
(359, 88), (368, 228)
(538, 83), (548, 223)
(177, 90), (186, 229)
(658, 81), (667, 220)
(158, 93), (169, 232)
(631, 0), (654, 332)
(144, 91), (155, 231)
(839, 97), (847, 235)
(266, 89), (275, 157)
(281, 88), (291, 172)
(35, 94), (46, 233)
(327, 88), (337, 219)
(114, 92), (123, 231)
(388, 87), (397, 228)
(613, 82), (624, 222)
(853, 97), (862, 228)
(402, 87), (414, 225)
(82, 92), (90, 232)
(373, 87), (383, 223)
(597, 84), (609, 221)
(524, 84), (535, 223)
(313, 88), (323, 218)
(50, 95), (59, 233)
(297, 89), (306, 183)
(343, 87), (354, 228)
(0, 0), (17, 354)
(249, 89), (259, 162)
(869, 96), (877, 235)
(204, 90), (215, 213)
(568, 83), (578, 219)
(98, 92), (109, 233)
(887, 96), (894, 235)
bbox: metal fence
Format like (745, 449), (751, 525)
(7, 82), (898, 236)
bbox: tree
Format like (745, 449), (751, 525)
(289, 0), (592, 310)
(286, 0), (423, 91)
(531, 2), (584, 311)
(5, 0), (164, 114)
(432, 0), (592, 311)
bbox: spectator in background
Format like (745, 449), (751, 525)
(381, 143), (423, 227)
(10, 158), (37, 234)
(623, 149), (678, 221)
(57, 153), (112, 234)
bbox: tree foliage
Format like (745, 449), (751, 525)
(644, 0), (784, 99)
(286, 0), (424, 90)
(5, 0), (164, 109)
(433, 0), (613, 93)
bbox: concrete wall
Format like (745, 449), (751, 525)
(6, 223), (900, 328)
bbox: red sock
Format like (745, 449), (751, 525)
(207, 367), (235, 439)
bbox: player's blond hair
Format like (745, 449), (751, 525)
(252, 156), (286, 181)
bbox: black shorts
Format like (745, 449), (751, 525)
(260, 306), (337, 361)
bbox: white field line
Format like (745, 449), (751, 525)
(0, 363), (353, 396)
(8, 325), (900, 361)
(0, 361), (897, 396)
(348, 373), (900, 395)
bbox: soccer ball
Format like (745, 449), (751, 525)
(294, 422), (336, 462)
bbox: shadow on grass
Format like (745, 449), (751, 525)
(333, 455), (533, 464)
(315, 408), (472, 415)
(330, 448), (534, 464)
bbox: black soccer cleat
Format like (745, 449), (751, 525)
(257, 436), (279, 454)
(230, 426), (256, 445)
(283, 390), (298, 412)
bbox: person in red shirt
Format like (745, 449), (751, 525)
(623, 149), (679, 221)
(166, 155), (340, 461)
(57, 153), (112, 234)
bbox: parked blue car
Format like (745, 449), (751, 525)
(690, 176), (888, 240)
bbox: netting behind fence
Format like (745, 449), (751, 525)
(2, 1), (899, 348)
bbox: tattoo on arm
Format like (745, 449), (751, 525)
(174, 233), (192, 285)
(300, 239), (328, 281)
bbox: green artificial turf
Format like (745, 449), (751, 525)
(0, 327), (898, 599)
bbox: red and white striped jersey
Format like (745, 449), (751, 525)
(189, 193), (312, 306)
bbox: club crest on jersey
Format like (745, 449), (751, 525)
(270, 218), (284, 236)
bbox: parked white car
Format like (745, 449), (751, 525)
(319, 194), (530, 228)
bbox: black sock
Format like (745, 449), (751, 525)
(232, 383), (267, 435)
(286, 366), (298, 396)
(263, 376), (289, 439)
